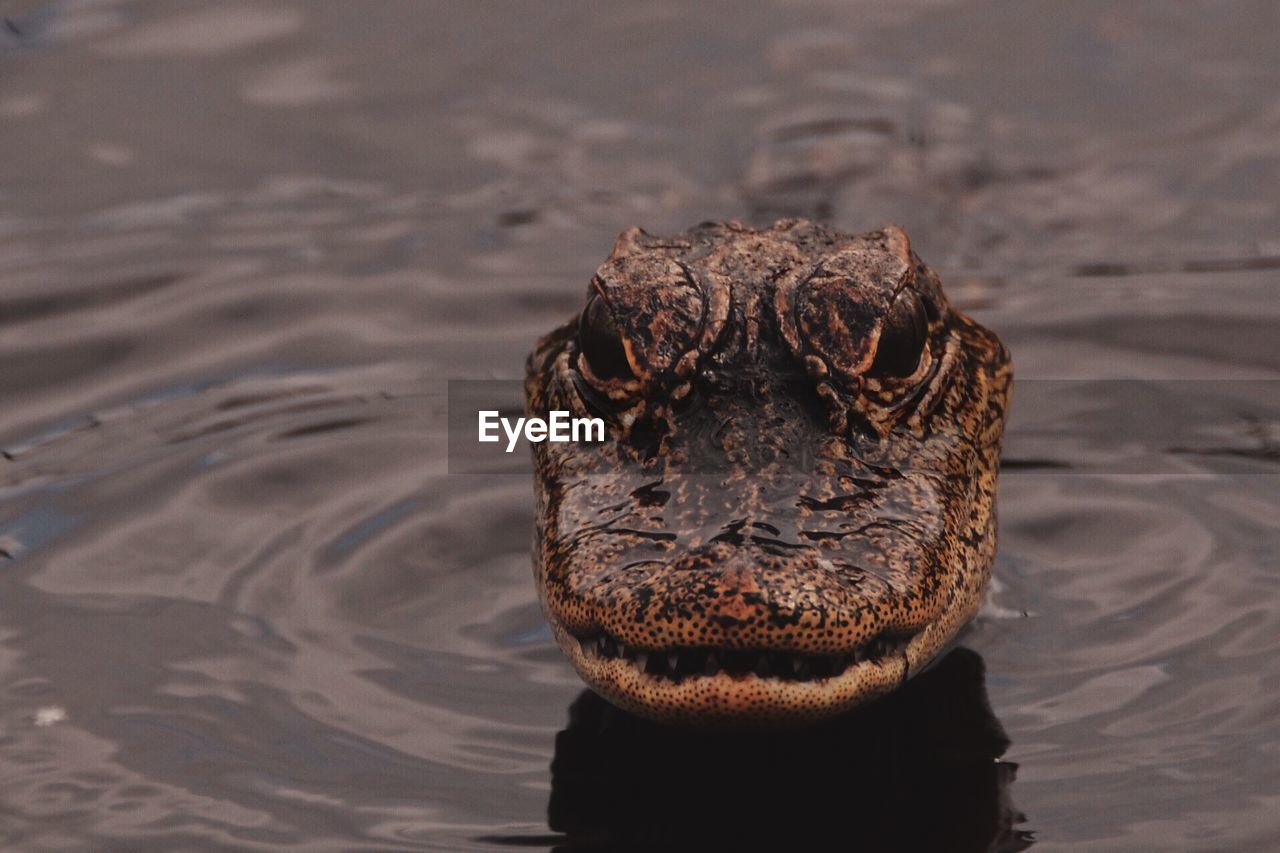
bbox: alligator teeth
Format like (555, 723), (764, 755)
(580, 631), (915, 682)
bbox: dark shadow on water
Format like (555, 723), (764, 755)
(521, 647), (1033, 852)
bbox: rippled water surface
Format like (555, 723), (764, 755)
(3, 1), (1279, 850)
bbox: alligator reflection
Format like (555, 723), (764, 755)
(547, 648), (1032, 852)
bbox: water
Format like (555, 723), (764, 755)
(2, 1), (1278, 849)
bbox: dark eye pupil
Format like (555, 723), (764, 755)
(578, 296), (634, 380)
(867, 290), (927, 378)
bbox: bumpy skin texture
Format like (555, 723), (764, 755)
(525, 219), (1012, 726)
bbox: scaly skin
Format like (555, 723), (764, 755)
(525, 219), (1011, 726)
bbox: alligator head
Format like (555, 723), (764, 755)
(525, 219), (1012, 726)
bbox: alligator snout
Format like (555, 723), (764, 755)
(575, 542), (911, 654)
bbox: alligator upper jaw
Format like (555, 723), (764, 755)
(552, 622), (926, 727)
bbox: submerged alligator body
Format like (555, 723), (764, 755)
(525, 219), (1011, 726)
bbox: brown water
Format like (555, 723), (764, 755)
(2, 1), (1279, 850)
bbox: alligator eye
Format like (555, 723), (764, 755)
(867, 289), (928, 378)
(578, 295), (634, 381)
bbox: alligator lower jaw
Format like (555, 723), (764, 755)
(552, 624), (923, 727)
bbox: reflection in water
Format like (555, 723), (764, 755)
(545, 649), (1033, 852)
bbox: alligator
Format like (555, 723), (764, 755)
(525, 219), (1011, 726)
